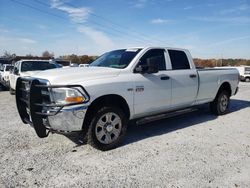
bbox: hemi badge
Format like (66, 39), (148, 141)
(127, 88), (133, 91)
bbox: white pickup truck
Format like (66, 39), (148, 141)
(0, 64), (13, 88)
(15, 47), (239, 150)
(10, 60), (61, 94)
(236, 66), (250, 82)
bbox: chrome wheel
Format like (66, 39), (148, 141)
(219, 94), (229, 112)
(95, 112), (122, 144)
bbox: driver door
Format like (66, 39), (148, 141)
(133, 49), (172, 118)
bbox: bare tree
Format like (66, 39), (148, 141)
(42, 50), (54, 58)
(3, 51), (15, 58)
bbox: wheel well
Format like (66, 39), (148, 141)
(218, 82), (232, 96)
(83, 94), (130, 128)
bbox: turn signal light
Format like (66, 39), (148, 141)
(65, 96), (85, 103)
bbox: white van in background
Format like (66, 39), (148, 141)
(235, 66), (250, 82)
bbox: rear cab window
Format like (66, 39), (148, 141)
(168, 50), (190, 70)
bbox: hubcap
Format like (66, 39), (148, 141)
(219, 94), (228, 112)
(106, 124), (113, 132)
(95, 112), (122, 144)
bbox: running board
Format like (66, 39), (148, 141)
(136, 108), (197, 125)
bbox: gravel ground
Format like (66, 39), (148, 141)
(0, 82), (249, 188)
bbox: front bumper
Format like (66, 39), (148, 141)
(47, 105), (88, 132)
(16, 77), (89, 138)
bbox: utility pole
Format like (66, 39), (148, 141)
(220, 53), (223, 67)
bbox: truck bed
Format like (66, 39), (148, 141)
(195, 68), (239, 105)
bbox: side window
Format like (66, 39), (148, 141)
(245, 67), (250, 74)
(168, 50), (190, 70)
(137, 49), (166, 71)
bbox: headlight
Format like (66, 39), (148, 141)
(51, 87), (88, 105)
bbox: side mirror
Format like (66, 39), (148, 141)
(134, 59), (159, 74)
(134, 65), (145, 73)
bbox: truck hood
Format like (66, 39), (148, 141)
(33, 67), (121, 84)
(22, 71), (42, 77)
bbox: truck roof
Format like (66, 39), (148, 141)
(17, 59), (53, 62)
(129, 46), (188, 51)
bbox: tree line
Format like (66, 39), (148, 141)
(2, 50), (98, 65)
(2, 50), (250, 67)
(41, 51), (98, 64)
(194, 58), (250, 67)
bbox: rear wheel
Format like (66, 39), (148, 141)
(245, 77), (250, 82)
(210, 90), (230, 115)
(87, 106), (128, 151)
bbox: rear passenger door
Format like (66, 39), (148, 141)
(167, 50), (198, 108)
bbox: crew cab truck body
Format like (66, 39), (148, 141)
(9, 60), (61, 94)
(15, 47), (239, 150)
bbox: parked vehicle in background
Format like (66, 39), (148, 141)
(79, 64), (89, 67)
(0, 58), (12, 67)
(54, 59), (70, 67)
(9, 60), (61, 94)
(54, 59), (79, 68)
(15, 47), (239, 150)
(235, 66), (250, 82)
(70, 63), (79, 67)
(0, 64), (4, 81)
(218, 66), (250, 82)
(0, 64), (14, 88)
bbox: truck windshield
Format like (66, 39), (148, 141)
(21, 61), (58, 72)
(90, 49), (141, 69)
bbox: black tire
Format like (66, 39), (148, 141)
(210, 90), (230, 115)
(87, 106), (128, 151)
(245, 77), (250, 82)
(9, 88), (15, 95)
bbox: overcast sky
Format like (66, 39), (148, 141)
(0, 0), (250, 58)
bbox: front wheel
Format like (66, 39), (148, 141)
(87, 106), (128, 151)
(210, 90), (230, 115)
(245, 77), (250, 82)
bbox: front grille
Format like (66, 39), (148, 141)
(16, 77), (50, 138)
(16, 79), (31, 124)
(16, 77), (89, 137)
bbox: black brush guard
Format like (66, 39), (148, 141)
(15, 77), (89, 138)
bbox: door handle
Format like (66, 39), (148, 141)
(189, 74), (197, 78)
(160, 76), (170, 80)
